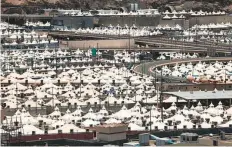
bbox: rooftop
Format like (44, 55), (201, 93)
(164, 90), (232, 100)
(94, 123), (128, 128)
(171, 135), (232, 146)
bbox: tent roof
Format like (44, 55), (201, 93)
(164, 90), (232, 100)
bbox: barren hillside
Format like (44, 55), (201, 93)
(2, 0), (232, 12)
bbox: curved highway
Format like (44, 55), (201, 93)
(133, 57), (232, 83)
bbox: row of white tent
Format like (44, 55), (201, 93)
(157, 52), (199, 60)
(7, 34), (48, 40)
(1, 49), (141, 72)
(191, 22), (232, 29)
(163, 14), (186, 19)
(0, 63), (155, 102)
(3, 39), (58, 46)
(163, 10), (226, 16)
(48, 9), (226, 16)
(53, 25), (162, 37)
(2, 100), (232, 135)
(1, 22), (58, 47)
(168, 36), (231, 44)
(24, 21), (51, 27)
(75, 28), (162, 37)
(159, 61), (232, 83)
(1, 29), (38, 37)
(183, 29), (230, 36)
(61, 10), (160, 16)
(0, 59), (186, 111)
(155, 24), (182, 30)
(0, 22), (23, 31)
(1, 57), (232, 134)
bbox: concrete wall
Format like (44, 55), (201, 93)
(52, 16), (95, 29)
(52, 15), (161, 28)
(98, 15), (161, 27)
(97, 132), (127, 142)
(53, 15), (232, 29)
(60, 39), (135, 49)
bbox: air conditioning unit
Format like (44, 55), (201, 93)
(193, 125), (196, 129)
(164, 126), (168, 131)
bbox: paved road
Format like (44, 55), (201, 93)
(133, 57), (232, 83)
(135, 38), (231, 52)
(1, 14), (53, 19)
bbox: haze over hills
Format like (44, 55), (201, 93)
(1, 0), (232, 13)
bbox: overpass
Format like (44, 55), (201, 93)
(135, 37), (232, 54)
(133, 57), (232, 83)
(49, 32), (232, 53)
(135, 37), (231, 49)
(49, 31), (231, 48)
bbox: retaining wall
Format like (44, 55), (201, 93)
(60, 39), (135, 49)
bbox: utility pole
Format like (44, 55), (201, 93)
(129, 26), (131, 63)
(160, 68), (163, 122)
(154, 66), (156, 95)
(55, 47), (58, 78)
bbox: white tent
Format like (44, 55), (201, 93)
(81, 119), (100, 127)
(219, 120), (232, 127)
(128, 123), (145, 131)
(105, 118), (121, 124)
(177, 120), (194, 129)
(49, 124), (86, 134)
(111, 105), (131, 120)
(17, 124), (44, 135)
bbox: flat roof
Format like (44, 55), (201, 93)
(95, 123), (128, 128)
(164, 90), (232, 100)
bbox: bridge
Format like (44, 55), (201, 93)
(48, 32), (232, 54)
(135, 37), (231, 50)
(49, 32), (231, 51)
(133, 57), (232, 83)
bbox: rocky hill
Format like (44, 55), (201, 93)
(2, 0), (128, 9)
(2, 0), (232, 13)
